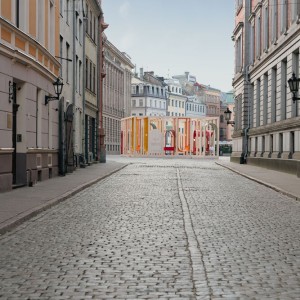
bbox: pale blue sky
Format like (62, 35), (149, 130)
(102, 0), (235, 92)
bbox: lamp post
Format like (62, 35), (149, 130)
(224, 107), (235, 126)
(45, 78), (64, 105)
(288, 73), (300, 102)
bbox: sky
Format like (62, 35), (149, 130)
(102, 0), (235, 92)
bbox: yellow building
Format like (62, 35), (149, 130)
(0, 0), (61, 191)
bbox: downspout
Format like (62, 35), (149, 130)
(243, 64), (251, 163)
(72, 0), (76, 165)
(99, 16), (108, 163)
(82, 0), (86, 164)
(96, 10), (101, 161)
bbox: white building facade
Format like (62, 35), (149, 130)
(164, 78), (187, 117)
(131, 70), (167, 117)
(185, 96), (206, 118)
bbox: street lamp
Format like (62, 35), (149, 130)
(45, 77), (64, 105)
(224, 107), (235, 126)
(288, 73), (300, 102)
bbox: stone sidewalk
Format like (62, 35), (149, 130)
(0, 160), (128, 235)
(0, 156), (299, 235)
(216, 156), (300, 201)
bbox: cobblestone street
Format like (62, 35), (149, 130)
(0, 158), (299, 299)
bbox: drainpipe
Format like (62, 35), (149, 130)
(99, 16), (108, 163)
(82, 0), (86, 165)
(72, 0), (76, 166)
(96, 11), (101, 161)
(242, 64), (251, 164)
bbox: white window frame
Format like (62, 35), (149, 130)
(271, 0), (278, 43)
(263, 5), (269, 52)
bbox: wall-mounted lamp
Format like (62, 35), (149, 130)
(45, 78), (64, 105)
(288, 72), (300, 102)
(224, 107), (235, 126)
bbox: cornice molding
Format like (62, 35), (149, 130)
(249, 117), (300, 136)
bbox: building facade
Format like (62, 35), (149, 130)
(185, 95), (206, 118)
(103, 39), (134, 154)
(59, 0), (85, 172)
(0, 0), (61, 192)
(164, 78), (186, 117)
(200, 84), (221, 118)
(222, 91), (235, 141)
(232, 0), (300, 176)
(84, 0), (101, 163)
(131, 70), (167, 117)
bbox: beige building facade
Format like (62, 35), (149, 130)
(0, 0), (61, 191)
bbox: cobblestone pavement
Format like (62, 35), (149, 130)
(0, 158), (299, 299)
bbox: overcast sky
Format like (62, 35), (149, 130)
(102, 0), (235, 92)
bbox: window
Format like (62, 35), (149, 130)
(85, 57), (88, 88)
(90, 11), (92, 38)
(85, 4), (89, 33)
(235, 35), (242, 73)
(93, 65), (96, 93)
(139, 99), (143, 107)
(79, 60), (82, 94)
(132, 99), (136, 107)
(292, 0), (300, 22)
(79, 19), (83, 44)
(75, 12), (78, 39)
(60, 0), (63, 16)
(271, 0), (278, 43)
(263, 6), (269, 51)
(280, 0), (287, 34)
(139, 85), (144, 94)
(66, 0), (70, 24)
(93, 16), (96, 41)
(256, 16), (261, 58)
(271, 67), (277, 122)
(281, 60), (287, 120)
(256, 79), (261, 127)
(37, 0), (45, 44)
(263, 73), (268, 125)
(89, 61), (92, 91)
